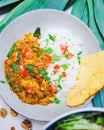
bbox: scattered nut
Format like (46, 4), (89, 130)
(10, 108), (18, 117)
(10, 126), (16, 130)
(21, 119), (32, 130)
(0, 108), (8, 118)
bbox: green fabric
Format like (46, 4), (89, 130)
(71, 0), (104, 107)
(0, 0), (69, 32)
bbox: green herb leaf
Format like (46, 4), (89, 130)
(0, 80), (5, 84)
(49, 34), (55, 42)
(77, 51), (82, 64)
(36, 52), (41, 57)
(43, 75), (50, 80)
(17, 50), (21, 63)
(46, 38), (49, 46)
(42, 48), (53, 54)
(26, 64), (34, 72)
(43, 94), (48, 98)
(6, 73), (12, 79)
(39, 68), (46, 74)
(11, 63), (18, 73)
(65, 50), (70, 59)
(57, 84), (62, 89)
(48, 81), (52, 86)
(61, 64), (68, 70)
(9, 81), (15, 87)
(53, 99), (61, 104)
(58, 75), (63, 83)
(7, 42), (16, 57)
(33, 27), (41, 38)
(52, 54), (60, 63)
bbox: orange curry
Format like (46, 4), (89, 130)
(4, 32), (57, 105)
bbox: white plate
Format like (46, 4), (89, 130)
(0, 9), (100, 121)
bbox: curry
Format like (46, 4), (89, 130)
(4, 30), (56, 105)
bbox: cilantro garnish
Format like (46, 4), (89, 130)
(6, 73), (12, 79)
(53, 99), (61, 104)
(42, 48), (53, 54)
(77, 51), (83, 64)
(52, 54), (60, 63)
(58, 75), (63, 83)
(0, 80), (5, 84)
(11, 63), (18, 73)
(61, 64), (68, 70)
(49, 34), (55, 42)
(33, 27), (41, 38)
(26, 64), (34, 72)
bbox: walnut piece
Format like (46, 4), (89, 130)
(10, 126), (16, 130)
(21, 119), (32, 130)
(0, 108), (8, 118)
(10, 108), (18, 117)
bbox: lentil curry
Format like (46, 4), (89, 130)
(4, 28), (56, 105)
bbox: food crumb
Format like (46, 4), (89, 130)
(21, 119), (32, 130)
(10, 126), (16, 130)
(0, 108), (8, 118)
(10, 108), (18, 117)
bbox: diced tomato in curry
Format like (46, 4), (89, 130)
(4, 33), (56, 105)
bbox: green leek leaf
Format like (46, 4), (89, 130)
(94, 0), (104, 37)
(71, 0), (86, 19)
(87, 0), (104, 50)
(0, 0), (21, 8)
(0, 0), (69, 33)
